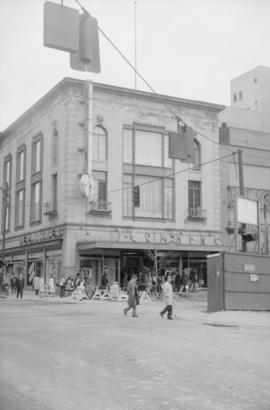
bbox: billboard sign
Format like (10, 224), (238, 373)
(237, 197), (258, 225)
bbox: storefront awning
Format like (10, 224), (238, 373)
(77, 240), (226, 254)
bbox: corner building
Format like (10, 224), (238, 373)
(0, 79), (224, 287)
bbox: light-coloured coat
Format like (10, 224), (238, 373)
(162, 281), (173, 305)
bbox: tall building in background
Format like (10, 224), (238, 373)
(0, 79), (224, 287)
(231, 66), (270, 113)
(219, 66), (270, 253)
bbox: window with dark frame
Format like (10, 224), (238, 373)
(193, 139), (201, 170)
(188, 180), (202, 218)
(30, 135), (43, 224)
(32, 137), (43, 174)
(3, 155), (12, 231)
(15, 189), (25, 228)
(15, 146), (26, 229)
(31, 181), (42, 223)
(122, 126), (174, 220)
(92, 126), (107, 161)
(92, 171), (108, 210)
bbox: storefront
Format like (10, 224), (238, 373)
(3, 228), (63, 285)
(77, 228), (225, 290)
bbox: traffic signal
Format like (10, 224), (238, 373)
(43, 1), (80, 52)
(133, 185), (140, 207)
(242, 232), (257, 242)
(168, 125), (196, 163)
(70, 13), (101, 73)
(43, 2), (101, 73)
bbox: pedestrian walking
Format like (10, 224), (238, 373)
(123, 274), (139, 318)
(160, 273), (174, 320)
(59, 276), (66, 298)
(33, 274), (41, 295)
(3, 273), (10, 296)
(174, 271), (182, 293)
(16, 273), (25, 299)
(48, 275), (56, 296)
(10, 272), (17, 294)
(101, 268), (109, 290)
(39, 276), (45, 297)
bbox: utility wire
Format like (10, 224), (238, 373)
(5, 152), (236, 213)
(107, 151), (236, 196)
(73, 0), (234, 151)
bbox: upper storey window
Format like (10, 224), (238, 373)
(193, 139), (201, 170)
(32, 136), (43, 174)
(93, 126), (107, 161)
(3, 155), (12, 187)
(123, 127), (172, 168)
(17, 146), (26, 182)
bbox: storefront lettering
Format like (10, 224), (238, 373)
(190, 235), (201, 245)
(202, 236), (214, 246)
(179, 235), (190, 245)
(213, 237), (221, 246)
(116, 230), (221, 247)
(130, 231), (137, 242)
(20, 229), (63, 246)
(145, 233), (151, 243)
(160, 233), (167, 243)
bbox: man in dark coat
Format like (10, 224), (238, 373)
(123, 274), (139, 317)
(101, 270), (109, 290)
(16, 273), (25, 299)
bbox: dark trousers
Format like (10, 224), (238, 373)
(16, 288), (23, 298)
(160, 304), (173, 318)
(124, 305), (137, 316)
(60, 286), (65, 298)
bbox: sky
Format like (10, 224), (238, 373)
(1, 0), (270, 131)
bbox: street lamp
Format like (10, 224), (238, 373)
(0, 182), (9, 285)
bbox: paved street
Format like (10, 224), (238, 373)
(0, 291), (270, 410)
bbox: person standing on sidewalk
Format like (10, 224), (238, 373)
(48, 275), (56, 296)
(59, 276), (66, 298)
(39, 275), (45, 297)
(160, 273), (174, 320)
(123, 274), (139, 318)
(3, 273), (10, 296)
(33, 274), (41, 296)
(10, 272), (17, 294)
(16, 273), (25, 299)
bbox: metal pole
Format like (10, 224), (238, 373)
(237, 149), (246, 252)
(264, 195), (269, 254)
(238, 149), (244, 196)
(134, 0), (137, 89)
(257, 200), (261, 254)
(1, 183), (9, 285)
(234, 191), (238, 252)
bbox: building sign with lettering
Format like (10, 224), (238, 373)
(114, 230), (221, 247)
(19, 229), (63, 246)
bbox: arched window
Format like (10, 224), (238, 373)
(193, 139), (201, 170)
(92, 126), (107, 161)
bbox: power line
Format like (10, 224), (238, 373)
(4, 152), (236, 213)
(107, 151), (236, 196)
(73, 0), (233, 150)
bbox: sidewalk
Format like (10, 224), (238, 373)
(1, 288), (269, 329)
